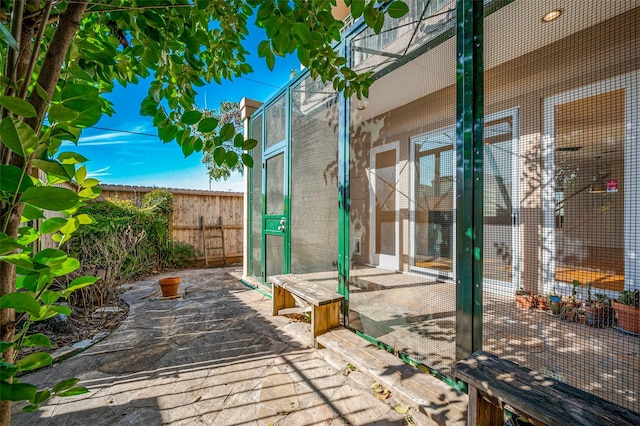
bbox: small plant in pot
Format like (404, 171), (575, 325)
(548, 291), (562, 315)
(585, 291), (614, 328)
(563, 280), (581, 308)
(533, 294), (548, 310)
(515, 288), (533, 309)
(612, 289), (640, 334)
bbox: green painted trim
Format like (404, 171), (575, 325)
(337, 39), (350, 303)
(247, 119), (253, 278)
(262, 147), (289, 280)
(455, 0), (484, 361)
(240, 279), (272, 299)
(354, 330), (467, 393)
(284, 87), (292, 275)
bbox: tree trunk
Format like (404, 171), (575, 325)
(0, 2), (88, 424)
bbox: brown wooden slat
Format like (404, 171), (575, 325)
(452, 350), (640, 426)
(172, 224), (242, 231)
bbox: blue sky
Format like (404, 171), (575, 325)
(67, 30), (299, 192)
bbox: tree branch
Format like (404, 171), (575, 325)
(25, 0), (89, 132)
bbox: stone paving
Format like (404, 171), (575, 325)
(12, 268), (431, 426)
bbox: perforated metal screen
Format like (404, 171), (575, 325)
(482, 1), (639, 412)
(290, 77), (339, 275)
(247, 0), (640, 413)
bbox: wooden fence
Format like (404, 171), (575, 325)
(98, 185), (244, 267)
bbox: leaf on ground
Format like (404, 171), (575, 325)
(342, 363), (357, 376)
(394, 404), (410, 414)
(371, 382), (391, 399)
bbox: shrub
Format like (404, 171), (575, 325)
(162, 242), (198, 269)
(64, 191), (195, 311)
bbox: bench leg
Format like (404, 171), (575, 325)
(312, 302), (341, 348)
(272, 286), (296, 316)
(467, 385), (503, 426)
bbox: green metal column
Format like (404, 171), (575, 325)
(455, 0), (484, 360)
(337, 53), (350, 307)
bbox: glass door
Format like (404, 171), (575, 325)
(263, 149), (288, 285)
(409, 108), (520, 290)
(483, 109), (520, 292)
(410, 128), (456, 278)
(543, 73), (636, 296)
(370, 142), (400, 271)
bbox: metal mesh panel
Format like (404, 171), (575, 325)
(351, 0), (455, 76)
(265, 153), (284, 215)
(265, 234), (284, 279)
(348, 15), (457, 375)
(265, 94), (286, 149)
(290, 77), (339, 274)
(482, 0), (639, 413)
(250, 114), (263, 279)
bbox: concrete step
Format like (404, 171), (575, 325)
(317, 327), (468, 426)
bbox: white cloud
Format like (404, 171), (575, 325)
(75, 140), (130, 147)
(87, 166), (111, 177)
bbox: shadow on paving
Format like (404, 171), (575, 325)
(11, 268), (411, 426)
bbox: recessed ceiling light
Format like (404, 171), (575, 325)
(356, 105), (366, 110)
(542, 9), (563, 23)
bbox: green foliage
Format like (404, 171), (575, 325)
(142, 189), (174, 215)
(0, 97), (96, 410)
(200, 101), (246, 181)
(161, 242), (198, 269)
(67, 198), (167, 284)
(618, 289), (640, 307)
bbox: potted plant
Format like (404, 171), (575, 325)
(548, 291), (562, 315)
(515, 288), (533, 309)
(563, 280), (581, 308)
(159, 276), (182, 298)
(585, 292), (614, 328)
(612, 289), (640, 334)
(533, 294), (548, 310)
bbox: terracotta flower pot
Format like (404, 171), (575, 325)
(515, 291), (533, 309)
(612, 300), (640, 334)
(159, 276), (181, 297)
(533, 295), (548, 310)
(585, 304), (614, 328)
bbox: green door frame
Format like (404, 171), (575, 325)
(261, 89), (291, 285)
(262, 146), (290, 284)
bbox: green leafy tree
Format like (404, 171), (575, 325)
(0, 0), (408, 422)
(201, 101), (245, 182)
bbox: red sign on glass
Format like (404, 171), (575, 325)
(606, 179), (618, 193)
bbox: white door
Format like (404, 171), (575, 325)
(483, 108), (521, 293)
(370, 142), (400, 271)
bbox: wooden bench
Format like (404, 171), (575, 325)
(452, 350), (640, 426)
(270, 275), (345, 347)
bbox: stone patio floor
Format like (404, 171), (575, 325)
(11, 267), (449, 426)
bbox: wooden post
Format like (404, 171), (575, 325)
(200, 216), (208, 267)
(467, 386), (503, 426)
(219, 216), (227, 266)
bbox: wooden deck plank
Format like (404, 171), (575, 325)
(453, 350), (640, 426)
(270, 274), (344, 306)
